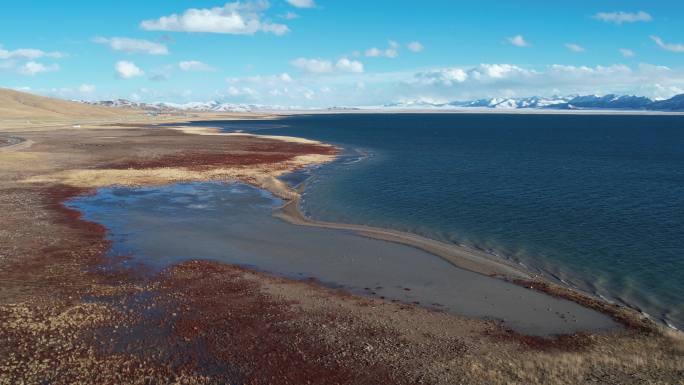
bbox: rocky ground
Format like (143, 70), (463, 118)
(0, 122), (682, 384)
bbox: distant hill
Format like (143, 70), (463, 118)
(75, 92), (684, 113)
(0, 88), (130, 120)
(544, 94), (674, 111)
(386, 93), (684, 112)
(80, 99), (290, 113)
(649, 94), (684, 111)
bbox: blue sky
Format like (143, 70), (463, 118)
(2, 0), (684, 106)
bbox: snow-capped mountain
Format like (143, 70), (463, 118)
(650, 94), (684, 111)
(80, 99), (296, 113)
(385, 96), (573, 109)
(155, 100), (252, 112)
(385, 93), (684, 111)
(81, 93), (684, 112)
(85, 99), (157, 109)
(449, 96), (571, 109)
(547, 94), (655, 110)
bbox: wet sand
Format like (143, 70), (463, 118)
(68, 182), (617, 336)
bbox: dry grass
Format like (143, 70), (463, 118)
(22, 154), (335, 201)
(167, 125), (329, 145)
(1, 91), (683, 384)
(162, 262), (684, 385)
(0, 88), (275, 134)
(0, 87), (126, 120)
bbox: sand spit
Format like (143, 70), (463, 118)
(277, 197), (529, 279)
(273, 197), (668, 333)
(167, 124), (330, 145)
(0, 90), (682, 383)
(151, 123), (681, 336)
(69, 181), (617, 335)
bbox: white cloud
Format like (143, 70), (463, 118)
(179, 60), (214, 71)
(19, 61), (59, 75)
(291, 57), (364, 74)
(0, 45), (64, 75)
(78, 84), (96, 93)
(0, 46), (64, 60)
(650, 36), (684, 53)
(140, 1), (289, 35)
(405, 63), (684, 101)
(92, 37), (168, 55)
(479, 63), (532, 78)
(291, 57), (333, 73)
(415, 64), (534, 86)
(364, 48), (382, 57)
(286, 0), (315, 8)
(407, 41), (424, 53)
(223, 71), (320, 103)
(336, 58), (364, 73)
(280, 11), (299, 19)
(365, 40), (399, 58)
(222, 68), (379, 105)
(507, 35), (529, 47)
(227, 86), (258, 97)
(149, 69), (172, 81)
(565, 43), (585, 53)
(593, 11), (652, 24)
(620, 48), (635, 58)
(115, 60), (144, 79)
(165, 62), (684, 107)
(415, 68), (468, 85)
(651, 84), (683, 100)
(227, 72), (294, 86)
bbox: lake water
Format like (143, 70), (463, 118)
(186, 113), (684, 330)
(68, 182), (616, 335)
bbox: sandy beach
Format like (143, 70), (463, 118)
(1, 89), (682, 384)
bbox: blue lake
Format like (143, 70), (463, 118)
(187, 113), (684, 330)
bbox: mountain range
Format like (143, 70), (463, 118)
(80, 93), (684, 113)
(385, 94), (684, 111)
(80, 99), (288, 113)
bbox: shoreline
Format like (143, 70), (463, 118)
(4, 91), (683, 383)
(29, 119), (669, 334)
(168, 125), (536, 280)
(270, 179), (663, 333)
(275, 196), (531, 280)
(68, 180), (620, 335)
(147, 121), (673, 334)
(238, 131), (669, 334)
(269, 108), (684, 116)
(188, 119), (677, 332)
